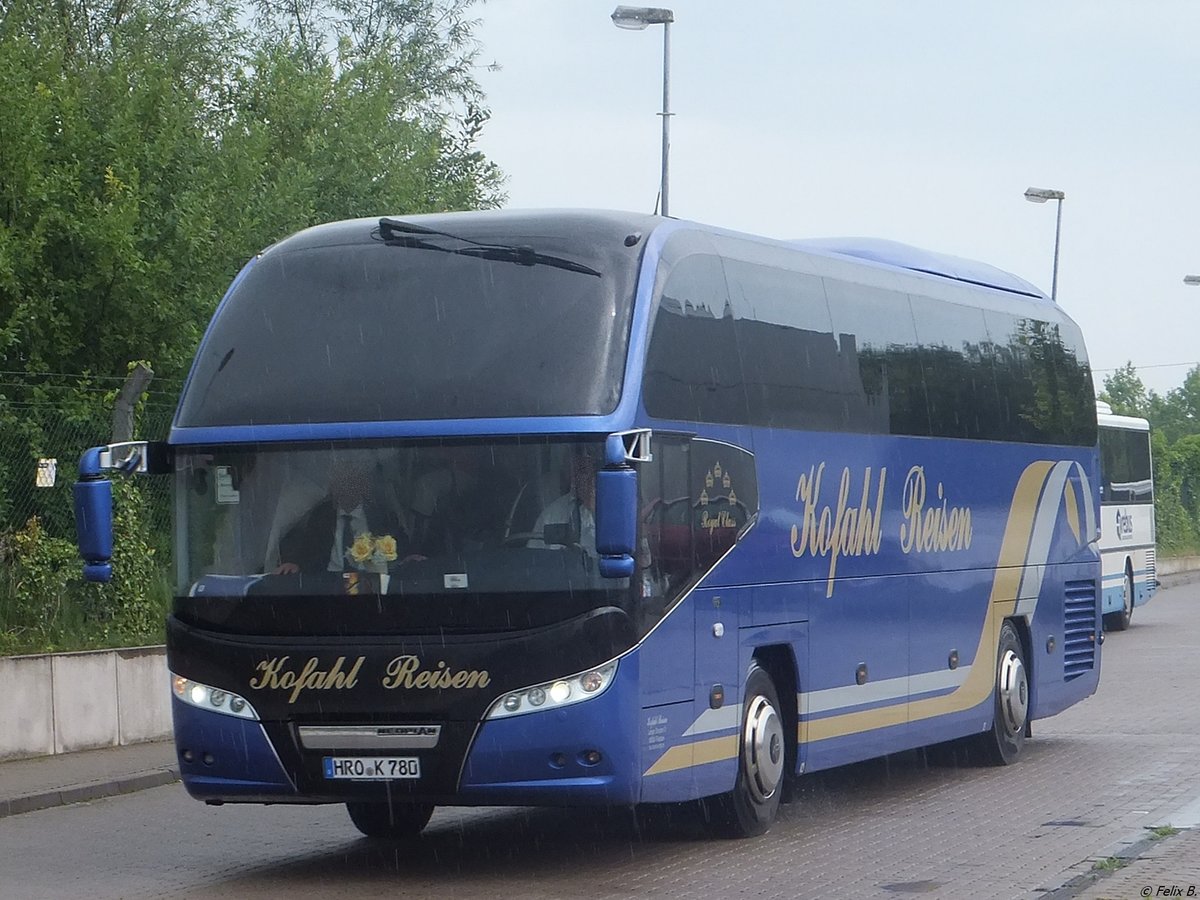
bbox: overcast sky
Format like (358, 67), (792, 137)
(471, 1), (1200, 397)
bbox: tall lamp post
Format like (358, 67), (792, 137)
(611, 6), (674, 217)
(1024, 186), (1066, 302)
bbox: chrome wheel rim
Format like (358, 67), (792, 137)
(742, 695), (784, 802)
(997, 649), (1028, 735)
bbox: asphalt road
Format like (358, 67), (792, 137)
(2, 577), (1199, 900)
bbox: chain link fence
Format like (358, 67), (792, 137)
(0, 372), (178, 565)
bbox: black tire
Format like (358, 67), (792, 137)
(346, 801), (434, 839)
(975, 621), (1028, 766)
(1104, 568), (1134, 632)
(705, 664), (785, 838)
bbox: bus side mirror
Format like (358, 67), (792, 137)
(71, 441), (168, 582)
(594, 431), (651, 579)
(74, 446), (115, 582)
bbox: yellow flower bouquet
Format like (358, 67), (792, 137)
(346, 533), (399, 572)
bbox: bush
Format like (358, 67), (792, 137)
(107, 478), (172, 641)
(0, 481), (171, 655)
(0, 516), (100, 654)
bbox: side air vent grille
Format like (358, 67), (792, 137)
(1063, 579), (1098, 680)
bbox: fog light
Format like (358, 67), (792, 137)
(582, 750), (602, 766)
(182, 749), (194, 763)
(527, 687), (547, 707)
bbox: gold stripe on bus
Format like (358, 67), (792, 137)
(1063, 479), (1081, 544)
(804, 695), (908, 742)
(646, 459), (1064, 772)
(907, 460), (1058, 723)
(642, 734), (739, 777)
(805, 460), (1055, 744)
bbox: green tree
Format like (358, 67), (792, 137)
(1150, 431), (1200, 554)
(245, 0), (503, 217)
(0, 0), (505, 651)
(1099, 362), (1149, 417)
(1149, 366), (1200, 444)
(1, 0), (502, 392)
(0, 0), (247, 383)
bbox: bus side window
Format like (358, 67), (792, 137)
(689, 440), (757, 571)
(643, 253), (749, 425)
(639, 438), (691, 603)
(638, 437), (760, 611)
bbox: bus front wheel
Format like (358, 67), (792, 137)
(1104, 568), (1134, 632)
(346, 801), (434, 839)
(706, 664), (785, 838)
(975, 621), (1028, 766)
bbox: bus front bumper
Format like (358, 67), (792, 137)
(171, 661), (641, 808)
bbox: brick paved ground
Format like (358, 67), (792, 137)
(1072, 827), (1200, 899)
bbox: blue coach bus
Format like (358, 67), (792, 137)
(74, 210), (1101, 839)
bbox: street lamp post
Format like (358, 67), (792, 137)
(611, 6), (674, 217)
(1024, 186), (1066, 302)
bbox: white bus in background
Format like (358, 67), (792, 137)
(1096, 400), (1157, 630)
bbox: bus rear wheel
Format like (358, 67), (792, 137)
(1104, 568), (1134, 632)
(346, 800), (434, 839)
(975, 621), (1028, 766)
(706, 664), (785, 838)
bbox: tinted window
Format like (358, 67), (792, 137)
(640, 436), (758, 598)
(643, 254), (748, 424)
(172, 440), (637, 636)
(910, 296), (994, 440)
(1100, 427), (1153, 503)
(727, 259), (887, 432)
(177, 223), (639, 426)
(690, 440), (758, 570)
(824, 279), (929, 436)
(985, 311), (1096, 446)
(640, 234), (1096, 446)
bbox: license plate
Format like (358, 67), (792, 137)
(323, 756), (421, 780)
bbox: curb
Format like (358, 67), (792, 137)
(0, 766), (180, 819)
(1040, 827), (1192, 899)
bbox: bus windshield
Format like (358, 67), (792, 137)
(175, 218), (639, 427)
(173, 440), (638, 634)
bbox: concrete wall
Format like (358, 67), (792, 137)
(1158, 556), (1200, 577)
(0, 646), (169, 762)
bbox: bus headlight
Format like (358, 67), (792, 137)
(485, 661), (618, 720)
(171, 672), (259, 721)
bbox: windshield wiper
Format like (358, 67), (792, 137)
(377, 218), (601, 277)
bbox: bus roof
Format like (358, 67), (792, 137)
(791, 237), (1046, 300)
(278, 214), (1048, 302)
(1096, 400), (1150, 432)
